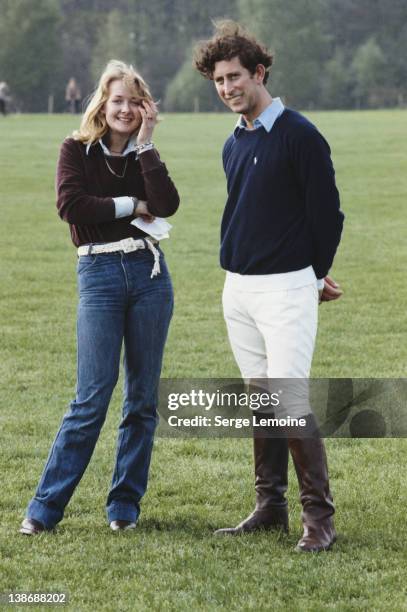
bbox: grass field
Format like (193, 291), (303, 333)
(0, 111), (406, 611)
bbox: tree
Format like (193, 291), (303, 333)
(238, 0), (330, 108)
(351, 38), (387, 108)
(164, 49), (223, 112)
(327, 0), (381, 50)
(0, 0), (62, 111)
(1, 0), (406, 112)
(91, 10), (135, 83)
(320, 49), (352, 109)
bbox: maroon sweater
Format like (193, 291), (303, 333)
(56, 138), (180, 247)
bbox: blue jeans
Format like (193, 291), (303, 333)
(27, 249), (173, 528)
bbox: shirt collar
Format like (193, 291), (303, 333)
(86, 137), (137, 156)
(234, 97), (285, 136)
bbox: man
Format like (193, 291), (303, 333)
(65, 77), (81, 114)
(0, 81), (10, 116)
(194, 21), (344, 552)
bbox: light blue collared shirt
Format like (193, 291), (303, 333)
(85, 138), (137, 218)
(234, 97), (285, 136)
(85, 137), (137, 157)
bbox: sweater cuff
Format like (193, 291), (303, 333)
(316, 278), (325, 291)
(114, 196), (134, 218)
(138, 148), (162, 172)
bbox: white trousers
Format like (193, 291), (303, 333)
(222, 270), (318, 418)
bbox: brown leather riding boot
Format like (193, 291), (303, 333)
(288, 416), (336, 552)
(215, 429), (289, 535)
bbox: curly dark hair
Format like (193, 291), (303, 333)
(193, 20), (273, 84)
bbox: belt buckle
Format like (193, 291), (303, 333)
(120, 238), (134, 253)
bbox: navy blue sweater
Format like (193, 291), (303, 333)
(221, 109), (344, 279)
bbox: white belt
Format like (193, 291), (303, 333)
(77, 237), (161, 278)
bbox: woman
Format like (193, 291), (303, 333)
(20, 60), (179, 534)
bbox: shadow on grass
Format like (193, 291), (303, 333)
(136, 516), (292, 544)
(35, 515), (292, 541)
(18, 522), (404, 557)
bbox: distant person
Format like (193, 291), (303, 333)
(194, 21), (344, 552)
(0, 81), (10, 115)
(20, 60), (179, 535)
(65, 77), (81, 113)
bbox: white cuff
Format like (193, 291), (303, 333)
(114, 196), (135, 218)
(136, 142), (154, 156)
(317, 278), (325, 291)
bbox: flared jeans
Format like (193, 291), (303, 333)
(26, 249), (173, 528)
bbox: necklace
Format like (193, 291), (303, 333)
(104, 155), (128, 178)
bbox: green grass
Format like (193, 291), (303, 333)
(0, 111), (407, 611)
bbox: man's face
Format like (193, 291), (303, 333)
(213, 56), (263, 118)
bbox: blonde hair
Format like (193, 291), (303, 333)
(73, 60), (154, 144)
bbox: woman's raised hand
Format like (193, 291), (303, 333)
(137, 100), (158, 145)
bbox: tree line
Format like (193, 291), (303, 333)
(0, 0), (406, 112)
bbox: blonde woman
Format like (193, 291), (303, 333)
(20, 60), (179, 534)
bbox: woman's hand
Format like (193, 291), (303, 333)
(137, 100), (158, 145)
(134, 199), (155, 223)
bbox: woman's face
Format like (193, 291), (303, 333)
(103, 79), (143, 138)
